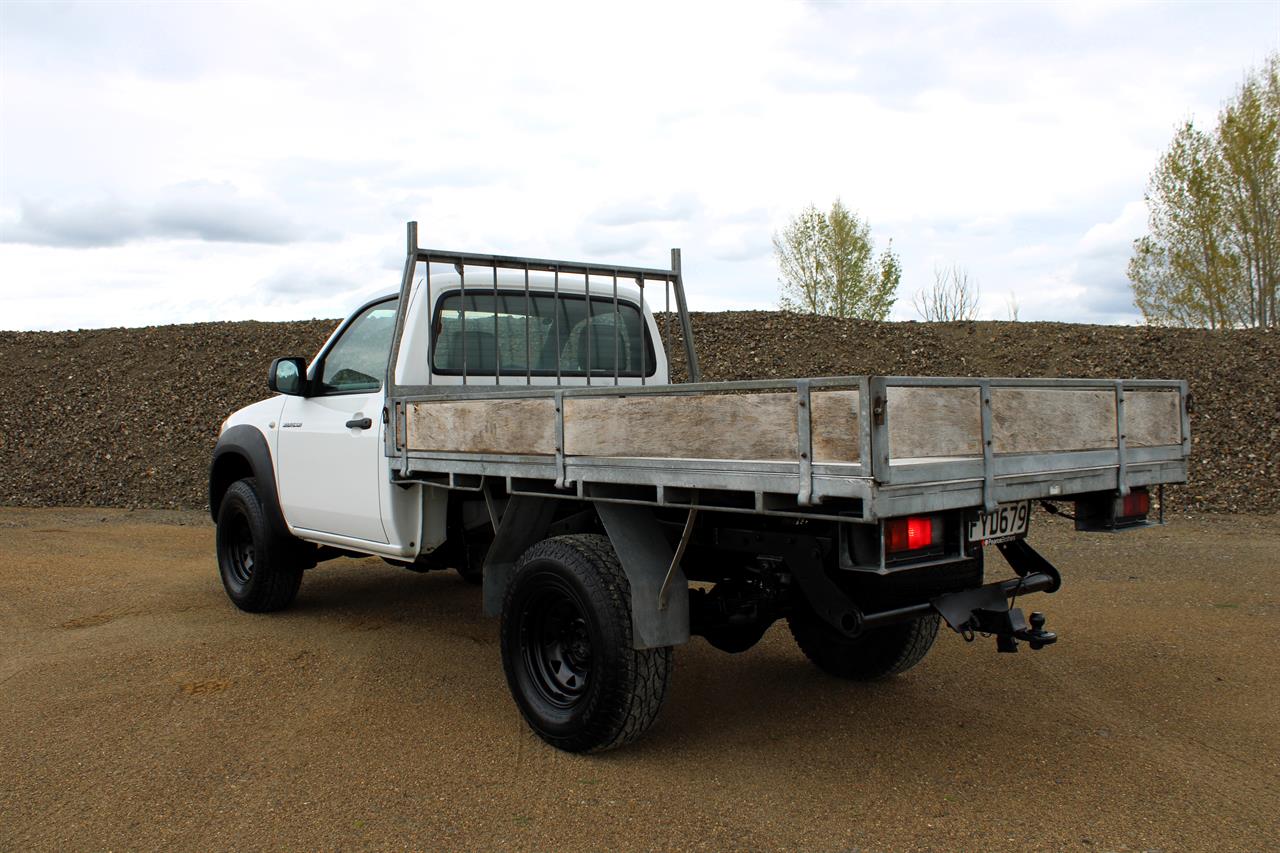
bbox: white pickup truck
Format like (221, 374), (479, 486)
(211, 223), (1191, 752)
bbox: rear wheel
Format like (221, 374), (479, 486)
(787, 598), (939, 680)
(215, 478), (303, 613)
(500, 534), (672, 753)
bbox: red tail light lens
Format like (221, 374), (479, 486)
(885, 516), (936, 553)
(1122, 489), (1150, 517)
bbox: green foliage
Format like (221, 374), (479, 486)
(773, 200), (900, 320)
(1131, 54), (1279, 328)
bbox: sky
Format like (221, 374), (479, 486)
(1, 1), (1277, 331)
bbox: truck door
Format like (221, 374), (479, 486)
(276, 297), (399, 544)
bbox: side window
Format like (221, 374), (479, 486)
(317, 298), (400, 393)
(431, 291), (654, 377)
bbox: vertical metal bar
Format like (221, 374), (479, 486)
(554, 267), (562, 385)
(425, 258), (433, 386)
(398, 401), (408, 476)
(856, 376), (873, 486)
(664, 279), (671, 379)
(1115, 380), (1129, 497)
(612, 270), (619, 386)
(387, 221), (417, 398)
(493, 263), (500, 386)
(869, 376), (892, 488)
(1179, 379), (1192, 457)
(638, 275), (646, 386)
(524, 265), (532, 386)
(459, 261), (467, 385)
(979, 380), (996, 512)
(585, 271), (593, 386)
(796, 380), (814, 506)
(386, 221), (417, 475)
(553, 390), (566, 489)
(671, 248), (700, 383)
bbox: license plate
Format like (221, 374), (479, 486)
(968, 501), (1032, 542)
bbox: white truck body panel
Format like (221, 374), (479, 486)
(277, 390), (388, 543)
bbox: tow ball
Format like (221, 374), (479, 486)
(929, 539), (1064, 653)
(962, 607), (1058, 653)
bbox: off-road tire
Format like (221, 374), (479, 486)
(500, 534), (672, 753)
(787, 599), (939, 680)
(215, 477), (303, 613)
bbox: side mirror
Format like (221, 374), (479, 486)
(268, 357), (308, 396)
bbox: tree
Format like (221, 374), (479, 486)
(773, 200), (900, 320)
(913, 265), (981, 321)
(1219, 55), (1280, 327)
(1130, 54), (1279, 328)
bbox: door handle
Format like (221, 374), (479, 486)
(345, 417), (373, 430)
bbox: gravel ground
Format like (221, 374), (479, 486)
(0, 315), (1276, 514)
(1, 508), (1276, 852)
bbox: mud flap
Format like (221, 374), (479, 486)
(594, 502), (691, 650)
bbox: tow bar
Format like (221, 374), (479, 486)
(852, 538), (1062, 653)
(926, 539), (1060, 652)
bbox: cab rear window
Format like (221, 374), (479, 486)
(431, 290), (655, 377)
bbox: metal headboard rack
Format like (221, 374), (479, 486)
(385, 221), (700, 399)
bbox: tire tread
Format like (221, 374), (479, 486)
(502, 534), (672, 752)
(216, 478), (303, 613)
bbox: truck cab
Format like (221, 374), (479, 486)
(215, 272), (668, 563)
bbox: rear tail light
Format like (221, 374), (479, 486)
(885, 515), (937, 554)
(1122, 489), (1150, 518)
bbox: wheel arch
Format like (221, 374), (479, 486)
(209, 425), (291, 543)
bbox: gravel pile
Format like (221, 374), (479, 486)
(1, 314), (1275, 514)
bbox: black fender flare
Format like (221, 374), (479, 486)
(209, 424), (292, 543)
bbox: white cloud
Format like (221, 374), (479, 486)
(0, 1), (1276, 330)
(1080, 201), (1148, 254)
(2, 182), (309, 247)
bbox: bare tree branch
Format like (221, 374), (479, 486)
(913, 265), (981, 321)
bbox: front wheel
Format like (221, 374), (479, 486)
(215, 478), (303, 613)
(500, 535), (672, 753)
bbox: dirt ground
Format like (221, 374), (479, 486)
(1, 509), (1276, 852)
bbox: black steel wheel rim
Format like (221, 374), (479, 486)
(520, 576), (593, 709)
(225, 514), (255, 585)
